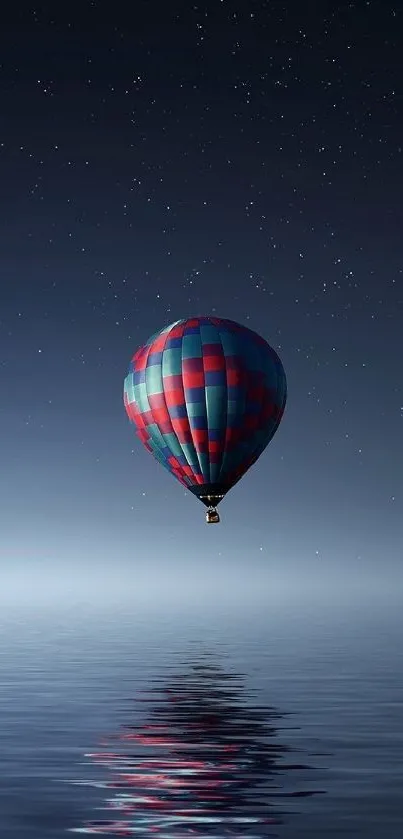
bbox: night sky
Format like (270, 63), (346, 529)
(1, 1), (402, 591)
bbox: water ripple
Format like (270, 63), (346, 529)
(70, 656), (324, 836)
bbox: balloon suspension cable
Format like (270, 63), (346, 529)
(206, 507), (220, 524)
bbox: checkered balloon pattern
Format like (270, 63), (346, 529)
(123, 317), (287, 499)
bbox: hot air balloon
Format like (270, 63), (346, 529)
(123, 317), (286, 523)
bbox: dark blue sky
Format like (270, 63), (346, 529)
(1, 0), (401, 584)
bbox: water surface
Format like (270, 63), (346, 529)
(0, 594), (402, 837)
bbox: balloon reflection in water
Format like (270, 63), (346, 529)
(70, 660), (324, 836)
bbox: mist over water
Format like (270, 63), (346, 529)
(2, 549), (402, 613)
(0, 565), (402, 837)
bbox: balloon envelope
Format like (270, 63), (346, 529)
(123, 317), (286, 507)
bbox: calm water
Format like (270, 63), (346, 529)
(0, 596), (402, 837)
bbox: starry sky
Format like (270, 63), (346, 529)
(1, 0), (402, 594)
